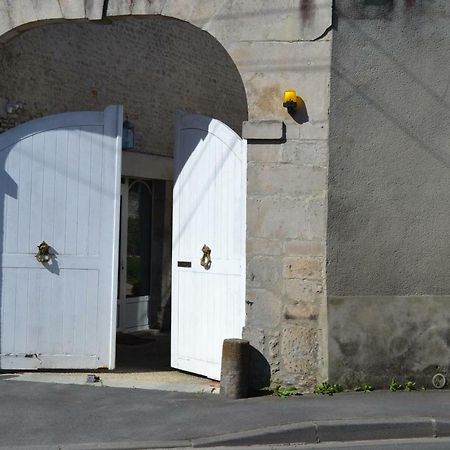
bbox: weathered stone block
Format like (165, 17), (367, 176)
(284, 278), (324, 303)
(282, 140), (329, 167)
(283, 240), (325, 257)
(247, 238), (282, 257)
(247, 255), (282, 290)
(283, 256), (323, 280)
(284, 301), (320, 322)
(246, 288), (282, 329)
(306, 197), (327, 240)
(285, 124), (300, 140)
(247, 163), (327, 196)
(280, 324), (319, 380)
(242, 120), (284, 140)
(247, 197), (308, 239)
(248, 145), (282, 163)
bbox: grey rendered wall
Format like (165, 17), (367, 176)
(328, 0), (450, 386)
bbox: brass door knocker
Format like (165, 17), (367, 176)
(200, 244), (212, 270)
(35, 241), (53, 264)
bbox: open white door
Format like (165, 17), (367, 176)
(0, 106), (122, 369)
(171, 112), (246, 380)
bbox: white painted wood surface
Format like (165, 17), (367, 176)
(171, 112), (246, 380)
(0, 106), (122, 369)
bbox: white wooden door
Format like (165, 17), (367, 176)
(0, 105), (122, 369)
(171, 112), (246, 380)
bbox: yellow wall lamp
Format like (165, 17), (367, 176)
(283, 90), (303, 115)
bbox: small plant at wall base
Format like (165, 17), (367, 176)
(275, 385), (302, 398)
(388, 379), (417, 392)
(259, 385), (302, 398)
(389, 379), (403, 391)
(353, 383), (374, 392)
(404, 380), (416, 391)
(314, 382), (343, 395)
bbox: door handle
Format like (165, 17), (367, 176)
(35, 241), (53, 264)
(200, 245), (211, 270)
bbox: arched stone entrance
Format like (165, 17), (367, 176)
(0, 14), (248, 375)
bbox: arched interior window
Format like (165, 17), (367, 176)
(126, 180), (152, 298)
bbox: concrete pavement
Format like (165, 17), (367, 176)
(1, 378), (450, 448)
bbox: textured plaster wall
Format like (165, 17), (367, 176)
(0, 0), (334, 391)
(328, 0), (450, 385)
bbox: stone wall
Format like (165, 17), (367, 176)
(242, 38), (332, 390)
(0, 0), (334, 391)
(328, 0), (450, 386)
(0, 16), (247, 155)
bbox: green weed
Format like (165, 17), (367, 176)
(353, 383), (374, 392)
(314, 382), (343, 395)
(388, 379), (403, 391)
(404, 380), (416, 391)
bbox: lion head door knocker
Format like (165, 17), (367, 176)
(200, 244), (212, 270)
(35, 241), (53, 264)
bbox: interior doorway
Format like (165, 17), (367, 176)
(116, 176), (170, 372)
(118, 177), (153, 333)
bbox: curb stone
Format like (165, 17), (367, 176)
(2, 418), (450, 449)
(192, 417), (450, 447)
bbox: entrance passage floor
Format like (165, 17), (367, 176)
(2, 333), (219, 394)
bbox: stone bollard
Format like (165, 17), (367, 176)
(220, 338), (249, 399)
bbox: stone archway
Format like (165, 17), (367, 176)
(0, 13), (249, 374)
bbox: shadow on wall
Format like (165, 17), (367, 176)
(248, 346), (271, 392)
(0, 146), (17, 365)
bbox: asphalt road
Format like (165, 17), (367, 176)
(1, 378), (450, 449)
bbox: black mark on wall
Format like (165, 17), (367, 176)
(300, 0), (315, 24)
(335, 0), (394, 20)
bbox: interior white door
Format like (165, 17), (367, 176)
(171, 112), (246, 380)
(0, 105), (122, 369)
(118, 177), (152, 333)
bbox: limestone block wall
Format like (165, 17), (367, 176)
(0, 0), (334, 391)
(239, 37), (332, 389)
